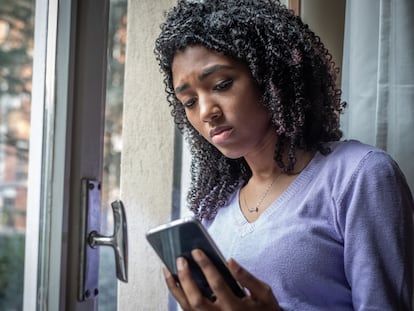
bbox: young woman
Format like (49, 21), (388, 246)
(154, 1), (414, 310)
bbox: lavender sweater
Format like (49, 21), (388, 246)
(203, 140), (414, 311)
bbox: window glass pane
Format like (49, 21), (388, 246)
(0, 0), (35, 310)
(99, 0), (127, 310)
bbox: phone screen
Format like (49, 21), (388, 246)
(146, 218), (245, 301)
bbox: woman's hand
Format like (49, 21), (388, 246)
(163, 249), (282, 311)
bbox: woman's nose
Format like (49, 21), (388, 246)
(199, 96), (221, 122)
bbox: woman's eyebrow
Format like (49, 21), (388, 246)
(174, 64), (234, 95)
(198, 64), (233, 81)
(174, 84), (188, 95)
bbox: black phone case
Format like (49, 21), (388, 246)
(146, 218), (245, 301)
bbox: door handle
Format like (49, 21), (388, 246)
(89, 200), (128, 282)
(79, 178), (128, 301)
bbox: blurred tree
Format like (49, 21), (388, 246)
(0, 0), (34, 96)
(0, 0), (34, 309)
(0, 234), (25, 310)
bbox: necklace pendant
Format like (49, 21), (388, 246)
(243, 174), (280, 214)
(248, 206), (258, 213)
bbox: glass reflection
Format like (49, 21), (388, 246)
(99, 0), (127, 310)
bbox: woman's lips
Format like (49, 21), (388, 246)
(210, 126), (234, 144)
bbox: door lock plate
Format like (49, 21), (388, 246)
(79, 178), (101, 301)
(78, 178), (128, 302)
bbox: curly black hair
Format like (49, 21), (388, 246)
(154, 0), (345, 220)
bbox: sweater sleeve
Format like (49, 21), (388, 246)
(337, 150), (413, 311)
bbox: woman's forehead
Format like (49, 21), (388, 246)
(171, 46), (249, 87)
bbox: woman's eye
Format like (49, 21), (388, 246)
(213, 79), (233, 91)
(183, 98), (197, 108)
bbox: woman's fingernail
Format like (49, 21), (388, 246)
(228, 258), (242, 273)
(191, 249), (202, 261)
(176, 257), (185, 271)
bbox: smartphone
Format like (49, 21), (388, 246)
(146, 217), (246, 301)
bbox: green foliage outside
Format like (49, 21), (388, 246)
(0, 233), (25, 311)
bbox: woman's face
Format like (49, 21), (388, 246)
(172, 45), (274, 159)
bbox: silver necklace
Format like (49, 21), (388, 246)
(243, 175), (279, 213)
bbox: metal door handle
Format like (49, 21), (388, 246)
(79, 179), (128, 301)
(88, 200), (128, 282)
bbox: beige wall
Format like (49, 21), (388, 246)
(119, 0), (175, 310)
(301, 0), (346, 84)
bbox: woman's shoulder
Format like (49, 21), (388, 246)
(320, 139), (411, 198)
(312, 139), (405, 192)
(323, 139), (393, 170)
(328, 139), (384, 157)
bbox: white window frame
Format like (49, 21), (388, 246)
(23, 0), (110, 310)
